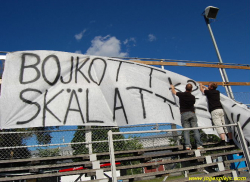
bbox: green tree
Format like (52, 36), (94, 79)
(37, 147), (60, 158)
(35, 127), (54, 145)
(0, 127), (57, 167)
(71, 126), (88, 155)
(72, 126), (143, 156)
(0, 129), (31, 162)
(71, 126), (143, 175)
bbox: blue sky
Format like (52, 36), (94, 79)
(0, 0), (249, 101)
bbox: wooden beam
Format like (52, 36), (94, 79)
(131, 60), (250, 70)
(199, 82), (250, 86)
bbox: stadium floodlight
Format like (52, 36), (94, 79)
(204, 6), (219, 19)
(203, 6), (234, 99)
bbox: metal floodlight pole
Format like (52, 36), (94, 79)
(203, 6), (235, 100)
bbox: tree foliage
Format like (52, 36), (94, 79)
(72, 126), (143, 155)
(71, 126), (143, 175)
(37, 148), (60, 158)
(0, 129), (31, 161)
(0, 127), (57, 163)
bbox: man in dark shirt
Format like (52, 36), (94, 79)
(171, 83), (203, 150)
(200, 82), (233, 146)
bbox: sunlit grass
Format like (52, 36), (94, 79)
(135, 174), (185, 182)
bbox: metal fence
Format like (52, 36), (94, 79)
(0, 123), (179, 160)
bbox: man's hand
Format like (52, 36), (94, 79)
(170, 84), (176, 95)
(199, 83), (207, 93)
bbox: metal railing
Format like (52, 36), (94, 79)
(108, 122), (250, 181)
(0, 123), (177, 159)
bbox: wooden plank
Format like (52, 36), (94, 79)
(104, 149), (243, 171)
(108, 149), (243, 171)
(131, 60), (250, 70)
(99, 145), (237, 163)
(197, 145), (235, 152)
(117, 162), (220, 180)
(82, 152), (248, 182)
(199, 81), (250, 86)
(210, 150), (243, 159)
(0, 160), (92, 172)
(97, 145), (183, 156)
(224, 158), (246, 164)
(0, 168), (96, 181)
(115, 156), (205, 170)
(101, 149), (243, 171)
(0, 153), (90, 164)
(0, 146), (183, 173)
(99, 150), (195, 164)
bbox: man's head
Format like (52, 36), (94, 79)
(186, 83), (193, 92)
(208, 82), (217, 90)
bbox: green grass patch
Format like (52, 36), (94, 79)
(135, 174), (185, 182)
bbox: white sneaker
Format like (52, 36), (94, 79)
(197, 146), (204, 149)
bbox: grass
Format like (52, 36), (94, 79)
(135, 174), (185, 182)
(132, 171), (207, 182)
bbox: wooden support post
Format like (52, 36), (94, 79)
(205, 156), (212, 164)
(85, 126), (93, 154)
(217, 162), (225, 171)
(195, 150), (201, 157)
(89, 154), (97, 161)
(232, 170), (238, 178)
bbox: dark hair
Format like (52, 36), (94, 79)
(210, 82), (218, 90)
(186, 84), (193, 92)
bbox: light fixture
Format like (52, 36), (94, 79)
(204, 6), (219, 19)
(202, 6), (234, 99)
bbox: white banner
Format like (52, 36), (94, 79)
(221, 94), (250, 147)
(0, 51), (250, 146)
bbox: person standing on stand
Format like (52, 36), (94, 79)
(171, 83), (203, 150)
(200, 82), (234, 146)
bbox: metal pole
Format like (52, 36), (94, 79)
(161, 59), (164, 70)
(236, 122), (250, 172)
(85, 126), (93, 154)
(108, 130), (117, 181)
(204, 16), (235, 100)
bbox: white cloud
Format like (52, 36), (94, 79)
(75, 29), (87, 41)
(123, 37), (136, 46)
(85, 35), (128, 57)
(148, 34), (156, 42)
(123, 39), (128, 45)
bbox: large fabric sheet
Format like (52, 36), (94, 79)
(0, 51), (250, 146)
